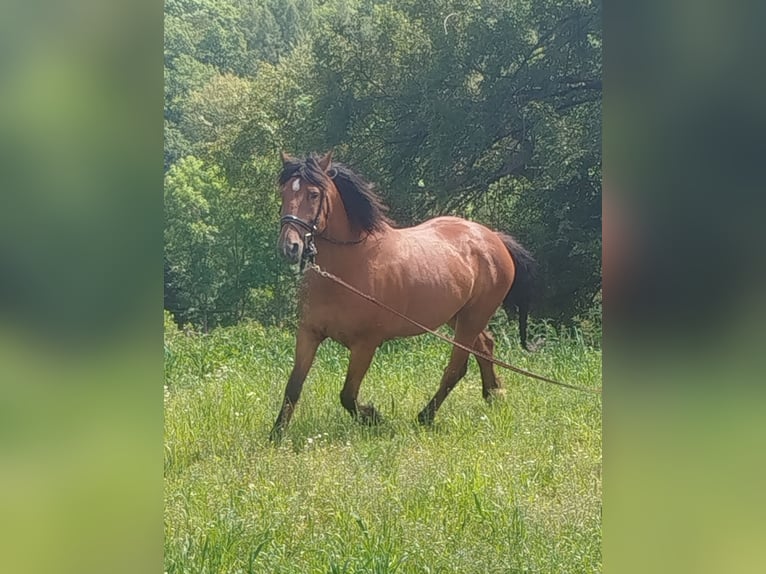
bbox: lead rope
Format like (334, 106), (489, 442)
(307, 263), (601, 395)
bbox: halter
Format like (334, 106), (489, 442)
(279, 170), (366, 270)
(280, 186), (323, 271)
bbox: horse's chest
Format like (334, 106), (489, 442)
(300, 286), (383, 343)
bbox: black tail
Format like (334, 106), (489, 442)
(498, 233), (536, 351)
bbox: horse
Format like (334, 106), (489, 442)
(270, 150), (535, 440)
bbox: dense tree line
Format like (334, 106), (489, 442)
(164, 0), (601, 330)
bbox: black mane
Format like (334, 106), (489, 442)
(279, 153), (392, 233)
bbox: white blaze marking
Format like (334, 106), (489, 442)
(292, 178), (300, 192)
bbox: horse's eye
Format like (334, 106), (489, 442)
(309, 190), (320, 200)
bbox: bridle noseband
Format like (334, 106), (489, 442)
(279, 214), (316, 234)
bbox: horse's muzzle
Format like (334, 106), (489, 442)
(278, 228), (303, 264)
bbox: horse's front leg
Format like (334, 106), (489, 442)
(269, 328), (323, 441)
(339, 342), (382, 425)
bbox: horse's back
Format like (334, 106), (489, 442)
(383, 216), (516, 316)
(397, 216), (515, 280)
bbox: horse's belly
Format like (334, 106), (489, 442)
(304, 292), (452, 347)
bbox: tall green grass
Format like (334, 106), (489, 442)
(165, 315), (601, 573)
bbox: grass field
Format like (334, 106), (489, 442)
(164, 316), (602, 573)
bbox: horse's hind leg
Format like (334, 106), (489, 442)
(340, 342), (382, 425)
(418, 315), (490, 424)
(417, 343), (470, 425)
(474, 329), (505, 400)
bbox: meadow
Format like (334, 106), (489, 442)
(164, 315), (601, 573)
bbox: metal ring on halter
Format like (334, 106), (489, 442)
(327, 167), (338, 179)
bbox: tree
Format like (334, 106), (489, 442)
(164, 154), (290, 329)
(164, 156), (225, 329)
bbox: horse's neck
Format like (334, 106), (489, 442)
(315, 191), (392, 268)
(316, 214), (390, 270)
(322, 193), (361, 243)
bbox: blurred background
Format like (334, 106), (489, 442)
(0, 0), (161, 572)
(1, 0), (765, 572)
(605, 0), (766, 572)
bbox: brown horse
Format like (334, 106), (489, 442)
(271, 151), (535, 440)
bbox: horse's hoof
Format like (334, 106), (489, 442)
(361, 415), (383, 426)
(417, 410), (434, 426)
(268, 427), (284, 443)
(484, 387), (507, 403)
(524, 338), (544, 352)
(357, 405), (383, 425)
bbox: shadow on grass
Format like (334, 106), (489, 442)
(252, 396), (517, 455)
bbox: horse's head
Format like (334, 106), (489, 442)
(277, 150), (334, 265)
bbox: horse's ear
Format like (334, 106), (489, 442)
(280, 151), (295, 165)
(318, 149), (333, 172)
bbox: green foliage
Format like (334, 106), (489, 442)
(164, 156), (224, 329)
(164, 322), (602, 572)
(163, 0), (601, 328)
(164, 155), (288, 330)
